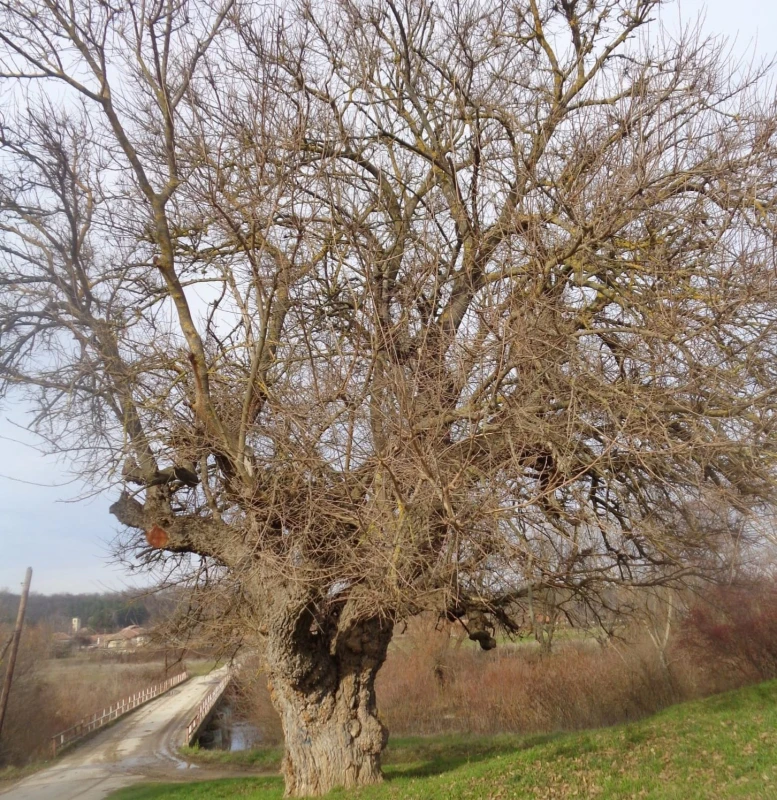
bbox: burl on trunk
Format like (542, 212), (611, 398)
(265, 610), (393, 797)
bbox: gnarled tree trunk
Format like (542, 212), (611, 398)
(264, 608), (393, 797)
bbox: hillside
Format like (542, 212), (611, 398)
(110, 679), (777, 799)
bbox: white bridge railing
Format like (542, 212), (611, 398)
(184, 669), (234, 745)
(51, 670), (188, 756)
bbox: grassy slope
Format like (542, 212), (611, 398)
(109, 680), (777, 800)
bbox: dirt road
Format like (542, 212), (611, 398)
(0, 666), (230, 800)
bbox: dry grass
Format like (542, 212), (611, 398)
(232, 614), (746, 743)
(376, 620), (699, 736)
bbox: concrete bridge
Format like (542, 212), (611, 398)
(0, 665), (234, 800)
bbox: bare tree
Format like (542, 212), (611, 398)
(3, 0), (777, 794)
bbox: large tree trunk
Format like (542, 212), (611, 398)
(264, 608), (393, 797)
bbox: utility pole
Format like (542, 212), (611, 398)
(0, 568), (32, 746)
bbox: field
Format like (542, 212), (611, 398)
(108, 679), (777, 800)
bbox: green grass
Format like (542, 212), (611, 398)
(109, 680), (777, 799)
(183, 660), (220, 678)
(179, 743), (283, 770)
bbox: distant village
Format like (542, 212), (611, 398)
(52, 617), (152, 653)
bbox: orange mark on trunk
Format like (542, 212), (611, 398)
(146, 524), (169, 548)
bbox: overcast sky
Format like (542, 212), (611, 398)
(1, 0), (775, 596)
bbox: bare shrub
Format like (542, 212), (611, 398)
(376, 629), (693, 736)
(0, 624), (59, 765)
(681, 579), (777, 684)
(232, 595), (777, 743)
(233, 616), (701, 740)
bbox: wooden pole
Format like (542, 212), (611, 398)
(0, 567), (32, 746)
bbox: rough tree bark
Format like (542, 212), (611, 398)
(262, 606), (393, 796)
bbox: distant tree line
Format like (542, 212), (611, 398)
(0, 591), (155, 633)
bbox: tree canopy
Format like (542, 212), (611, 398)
(2, 0), (777, 794)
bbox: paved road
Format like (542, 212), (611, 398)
(0, 666), (230, 800)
